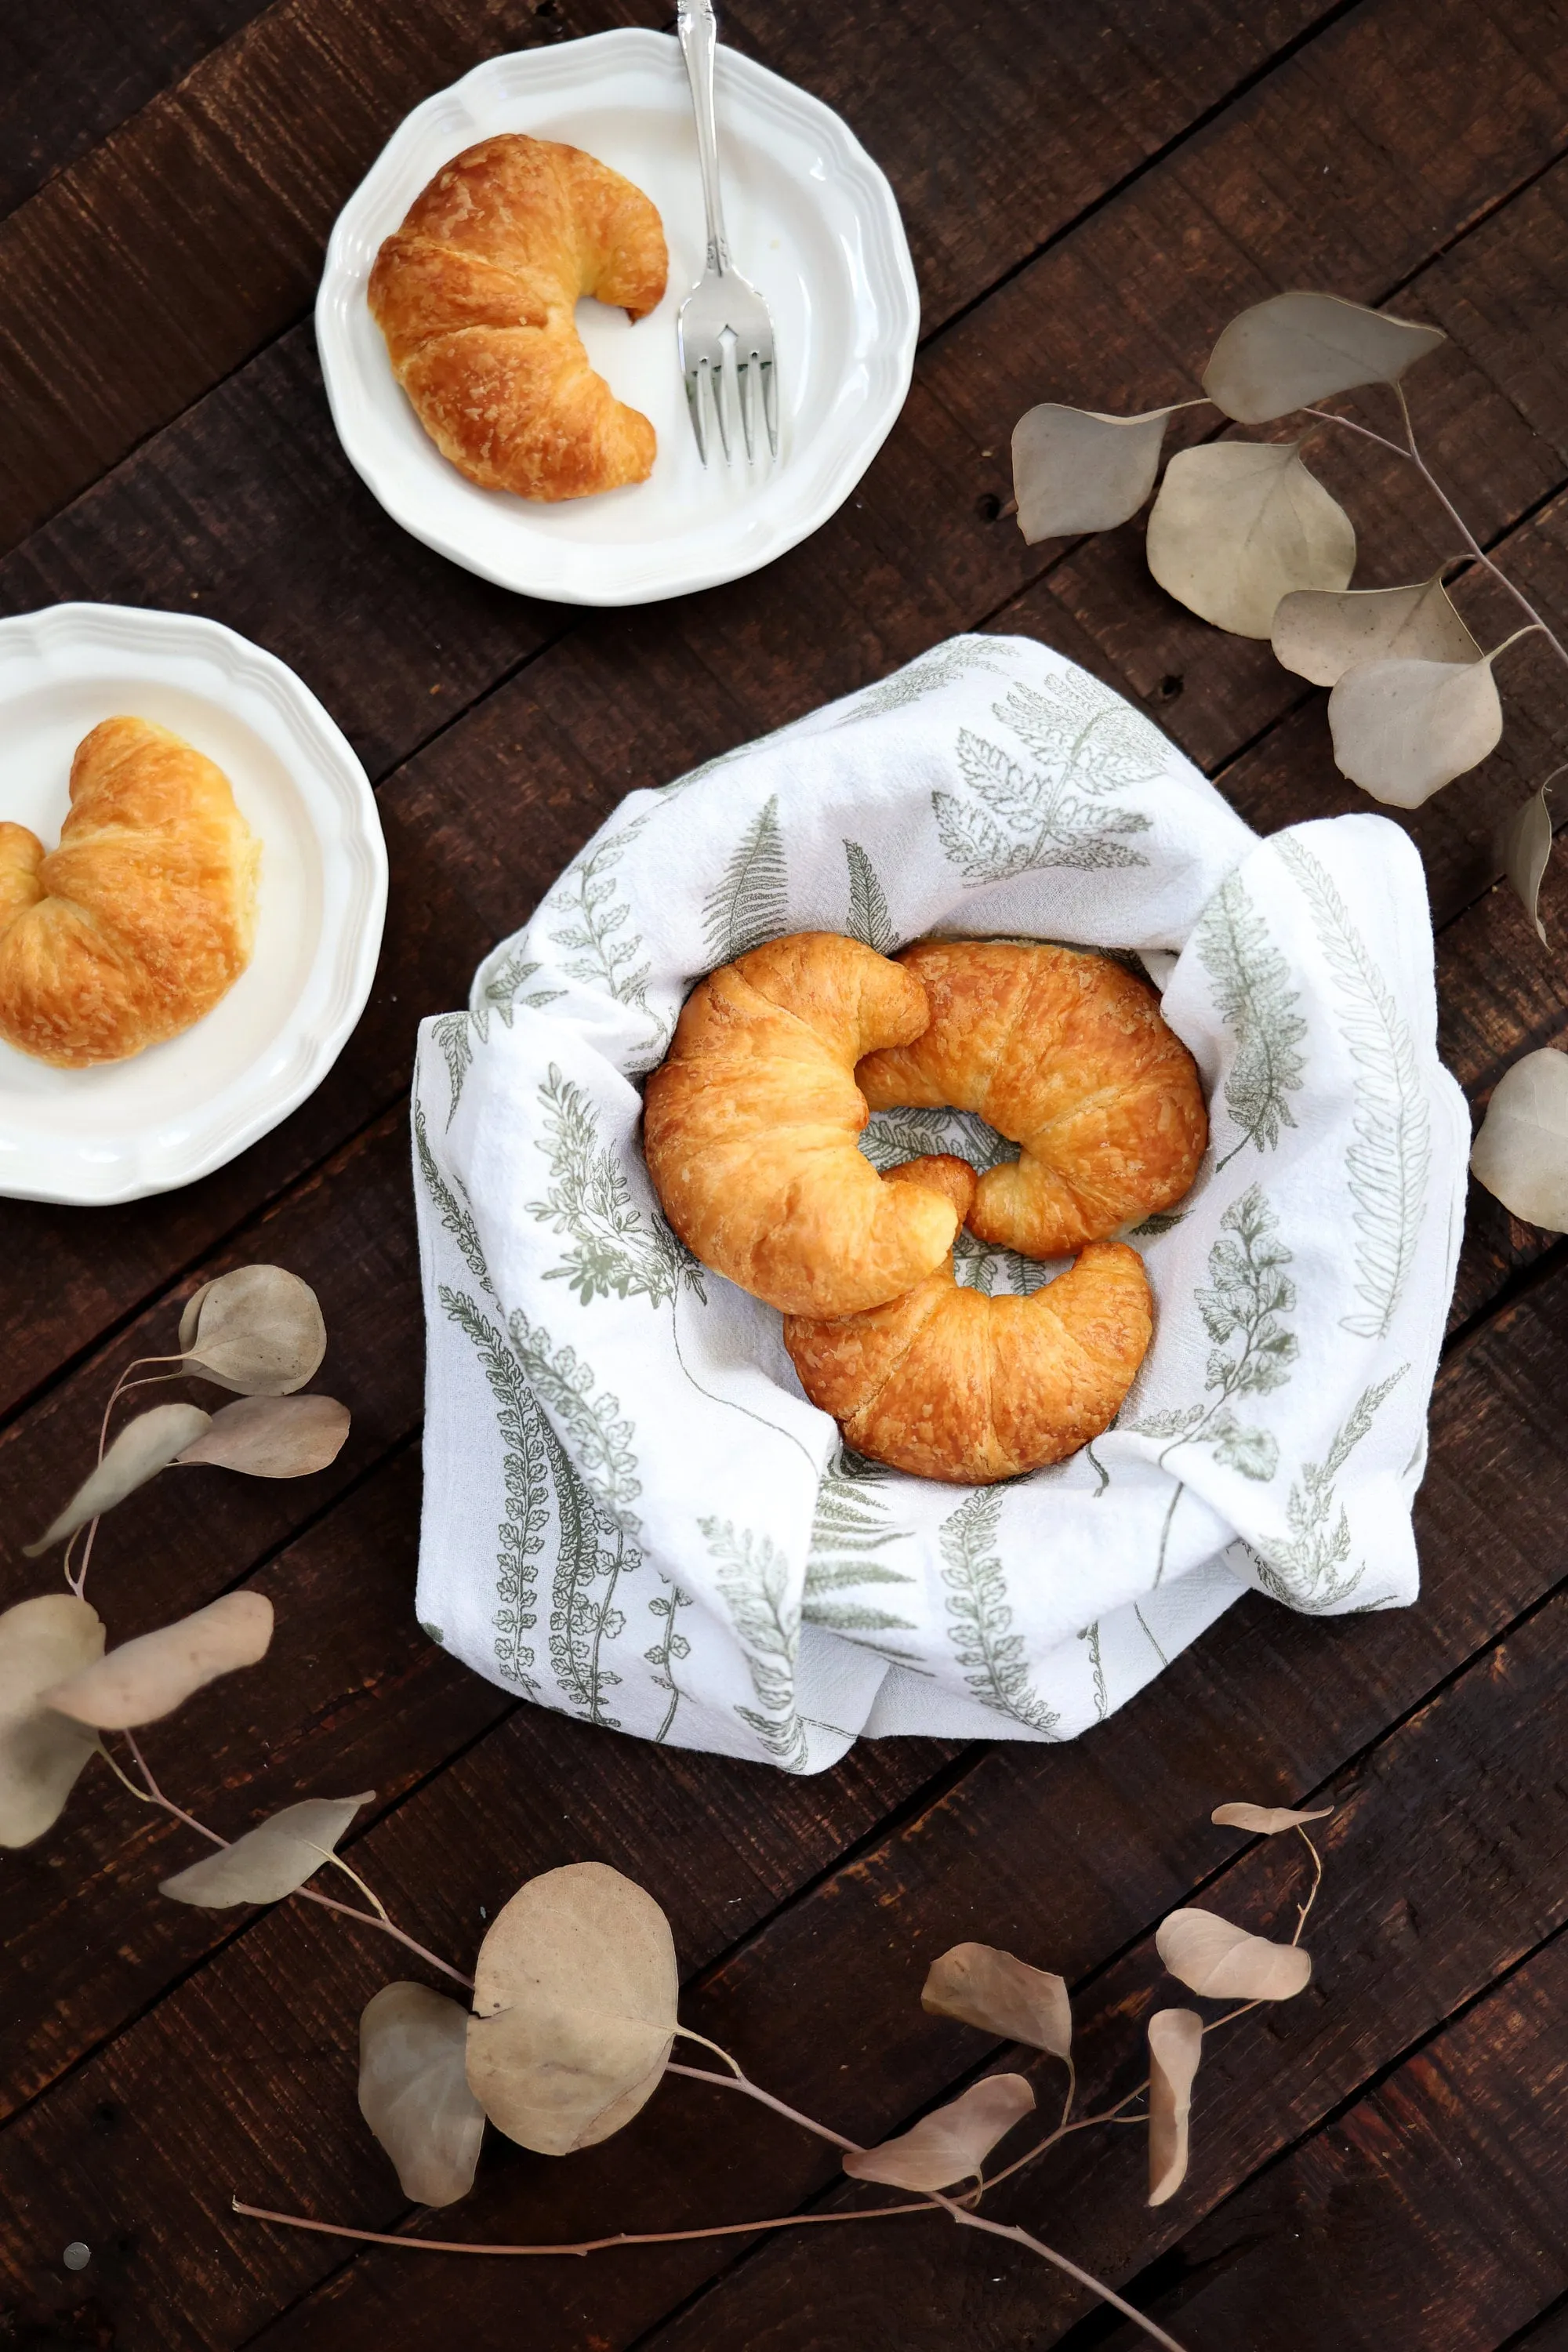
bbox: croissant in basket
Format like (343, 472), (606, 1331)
(368, 132), (668, 503)
(785, 1156), (1153, 1483)
(858, 939), (1207, 1259)
(0, 717), (260, 1068)
(642, 934), (963, 1317)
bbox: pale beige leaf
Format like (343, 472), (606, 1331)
(0, 1595), (104, 1847)
(1147, 2008), (1203, 2206)
(921, 1941), (1071, 2060)
(158, 1791), (372, 1907)
(1156, 1908), (1312, 2000)
(1272, 574), (1479, 686)
(177, 1394), (350, 1478)
(1327, 652), (1503, 806)
(1012, 404), (1178, 541)
(359, 1982), (485, 2207)
(1145, 441), (1355, 638)
(24, 1403), (212, 1555)
(1496, 785), (1555, 949)
(466, 1861), (677, 2156)
(1203, 292), (1444, 424)
(180, 1265), (327, 1396)
(44, 1591), (274, 1730)
(1470, 1048), (1568, 1231)
(1212, 1802), (1334, 1835)
(842, 2074), (1036, 2192)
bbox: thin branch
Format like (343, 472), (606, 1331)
(666, 2061), (858, 2152)
(232, 2196), (931, 2256)
(672, 2027), (745, 2078)
(1291, 1827), (1324, 1945)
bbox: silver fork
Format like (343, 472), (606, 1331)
(675, 0), (779, 465)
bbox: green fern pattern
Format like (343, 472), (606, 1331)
(1194, 871), (1308, 1167)
(804, 1448), (919, 1659)
(1251, 1370), (1408, 1610)
(430, 1012), (474, 1125)
(1076, 1621), (1109, 1721)
(1279, 838), (1429, 1341)
(939, 1490), (1060, 1735)
(701, 1516), (809, 1771)
(858, 1107), (1051, 1294)
(527, 1066), (700, 1308)
(644, 1578), (693, 1743)
(439, 1289), (547, 1693)
(831, 637), (1008, 726)
(843, 838), (896, 952)
(1131, 1184), (1298, 1483)
(934, 672), (1158, 884)
(544, 818), (670, 1068)
(470, 946), (565, 1036)
(414, 1103), (488, 1286)
(702, 794), (789, 963)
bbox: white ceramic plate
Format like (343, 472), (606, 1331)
(315, 27), (919, 606)
(0, 604), (387, 1206)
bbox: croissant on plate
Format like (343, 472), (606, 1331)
(368, 132), (668, 503)
(784, 1156), (1154, 1483)
(0, 717), (260, 1068)
(857, 938), (1207, 1259)
(642, 934), (962, 1317)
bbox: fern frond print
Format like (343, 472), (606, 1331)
(831, 637), (1008, 727)
(1195, 871), (1308, 1166)
(1252, 1370), (1408, 1610)
(702, 1517), (809, 1771)
(934, 670), (1158, 886)
(939, 1490), (1060, 1735)
(527, 1066), (699, 1308)
(843, 838), (896, 952)
(439, 1289), (547, 1693)
(702, 795), (789, 963)
(644, 1578), (693, 1744)
(470, 945), (565, 1036)
(414, 1104), (489, 1287)
(803, 1449), (917, 1642)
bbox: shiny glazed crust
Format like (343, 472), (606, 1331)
(0, 717), (260, 1068)
(368, 133), (668, 502)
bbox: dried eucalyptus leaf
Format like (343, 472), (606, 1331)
(1147, 2008), (1203, 2206)
(466, 1860), (677, 2156)
(1156, 1908), (1312, 2000)
(1470, 1047), (1568, 1230)
(158, 1791), (372, 1907)
(1145, 441), (1356, 638)
(44, 1591), (274, 1730)
(176, 1394), (350, 1478)
(843, 2074), (1036, 2192)
(1327, 652), (1503, 806)
(1203, 292), (1444, 423)
(0, 1595), (104, 1847)
(1272, 573), (1479, 687)
(921, 1942), (1071, 2060)
(24, 1403), (212, 1555)
(1496, 785), (1555, 947)
(1012, 404), (1178, 541)
(1212, 1802), (1334, 1835)
(359, 1982), (485, 2207)
(180, 1266), (326, 1396)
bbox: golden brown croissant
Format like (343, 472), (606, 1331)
(368, 132), (668, 503)
(857, 940), (1206, 1258)
(784, 1156), (1154, 1483)
(0, 717), (259, 1068)
(642, 934), (963, 1317)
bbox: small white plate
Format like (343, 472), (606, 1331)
(315, 27), (919, 606)
(0, 604), (387, 1206)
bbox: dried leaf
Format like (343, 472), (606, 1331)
(0, 1595), (104, 1847)
(1212, 1802), (1334, 1835)
(158, 1791), (372, 1907)
(1145, 441), (1355, 638)
(44, 1591), (274, 1730)
(176, 1394), (350, 1478)
(24, 1403), (212, 1555)
(1203, 292), (1444, 424)
(1496, 784), (1556, 948)
(1470, 1047), (1568, 1231)
(922, 1942), (1071, 2060)
(359, 1982), (485, 2207)
(179, 1266), (327, 1396)
(1327, 651), (1503, 806)
(466, 1861), (677, 2156)
(1156, 1909), (1312, 2000)
(844, 2074), (1035, 2192)
(1272, 573), (1479, 686)
(1147, 2008), (1203, 2206)
(1012, 404), (1179, 541)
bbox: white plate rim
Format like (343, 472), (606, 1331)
(314, 26), (920, 606)
(0, 601), (387, 1207)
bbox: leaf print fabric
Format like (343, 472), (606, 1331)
(409, 638), (1468, 1771)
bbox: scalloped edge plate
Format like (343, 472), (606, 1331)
(0, 603), (387, 1204)
(315, 27), (919, 605)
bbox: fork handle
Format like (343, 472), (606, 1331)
(677, 0), (731, 276)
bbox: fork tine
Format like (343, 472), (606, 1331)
(684, 364), (709, 466)
(710, 354), (732, 466)
(735, 353), (757, 463)
(760, 358), (779, 459)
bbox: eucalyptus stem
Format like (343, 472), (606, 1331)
(231, 2196), (931, 2256)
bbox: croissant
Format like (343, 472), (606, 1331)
(0, 717), (260, 1068)
(858, 940), (1206, 1258)
(368, 133), (668, 503)
(784, 1156), (1153, 1483)
(642, 934), (963, 1317)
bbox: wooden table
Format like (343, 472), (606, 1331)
(2, 3), (1565, 2345)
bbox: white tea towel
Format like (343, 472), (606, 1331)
(412, 634), (1468, 1772)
